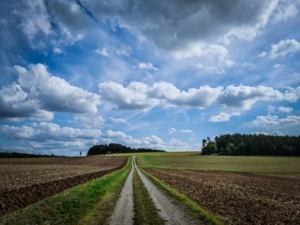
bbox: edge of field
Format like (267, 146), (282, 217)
(136, 159), (223, 225)
(0, 157), (132, 225)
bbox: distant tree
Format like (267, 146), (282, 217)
(202, 139), (207, 148)
(80, 151), (82, 156)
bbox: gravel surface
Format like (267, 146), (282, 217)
(110, 157), (203, 225)
(109, 158), (134, 225)
(134, 157), (201, 225)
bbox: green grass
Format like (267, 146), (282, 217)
(133, 168), (165, 225)
(91, 151), (200, 157)
(139, 155), (300, 174)
(138, 166), (223, 225)
(0, 157), (132, 225)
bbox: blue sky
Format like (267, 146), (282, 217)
(0, 0), (300, 156)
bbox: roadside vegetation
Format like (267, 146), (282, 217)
(133, 168), (165, 225)
(0, 158), (131, 225)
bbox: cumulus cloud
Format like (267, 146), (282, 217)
(258, 51), (267, 57)
(0, 63), (101, 120)
(138, 62), (158, 71)
(216, 85), (283, 110)
(81, 0), (279, 56)
(74, 116), (105, 128)
(278, 106), (293, 113)
(110, 117), (130, 125)
(195, 63), (225, 74)
(99, 81), (222, 110)
(104, 130), (164, 147)
(99, 81), (159, 111)
(269, 39), (300, 59)
(273, 64), (281, 68)
(209, 112), (241, 123)
(168, 128), (177, 134)
(179, 129), (194, 133)
(0, 122), (101, 141)
(273, 3), (298, 21)
(94, 48), (109, 56)
(284, 87), (300, 102)
(252, 115), (300, 127)
(99, 81), (299, 112)
(170, 138), (188, 148)
(13, 0), (52, 40)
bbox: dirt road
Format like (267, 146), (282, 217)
(110, 157), (202, 225)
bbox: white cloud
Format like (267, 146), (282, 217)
(99, 81), (159, 111)
(173, 44), (228, 60)
(170, 138), (188, 148)
(217, 85), (284, 110)
(268, 105), (276, 113)
(273, 3), (298, 22)
(94, 48), (109, 57)
(0, 122), (101, 141)
(195, 63), (225, 74)
(284, 87), (300, 102)
(99, 81), (222, 110)
(272, 131), (283, 136)
(138, 62), (158, 71)
(110, 117), (130, 125)
(278, 106), (293, 113)
(54, 47), (62, 54)
(99, 81), (299, 112)
(209, 112), (241, 123)
(252, 115), (300, 127)
(179, 129), (194, 133)
(0, 63), (102, 121)
(83, 1), (279, 56)
(269, 39), (300, 59)
(258, 51), (267, 57)
(104, 130), (164, 148)
(14, 0), (52, 40)
(74, 116), (105, 128)
(168, 128), (177, 134)
(273, 64), (281, 68)
(142, 135), (164, 145)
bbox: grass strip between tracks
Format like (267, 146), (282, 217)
(138, 167), (223, 225)
(133, 167), (165, 225)
(0, 157), (132, 225)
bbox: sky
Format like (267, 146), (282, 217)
(0, 0), (300, 156)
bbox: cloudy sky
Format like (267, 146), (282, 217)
(0, 0), (300, 156)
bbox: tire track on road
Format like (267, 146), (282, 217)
(109, 158), (134, 225)
(110, 156), (202, 225)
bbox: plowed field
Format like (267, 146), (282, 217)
(145, 169), (300, 225)
(0, 157), (127, 217)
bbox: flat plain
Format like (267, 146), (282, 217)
(0, 157), (127, 217)
(138, 155), (300, 224)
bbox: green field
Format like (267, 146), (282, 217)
(138, 155), (300, 174)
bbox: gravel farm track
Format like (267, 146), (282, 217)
(0, 157), (127, 217)
(145, 168), (300, 225)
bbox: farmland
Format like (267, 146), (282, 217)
(138, 155), (300, 224)
(0, 157), (127, 217)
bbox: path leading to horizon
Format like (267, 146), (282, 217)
(110, 156), (202, 225)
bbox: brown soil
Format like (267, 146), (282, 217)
(145, 169), (300, 225)
(0, 157), (127, 217)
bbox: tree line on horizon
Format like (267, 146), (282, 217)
(202, 133), (300, 156)
(87, 143), (165, 156)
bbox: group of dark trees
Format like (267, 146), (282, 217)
(202, 133), (300, 156)
(0, 152), (61, 158)
(87, 143), (165, 156)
